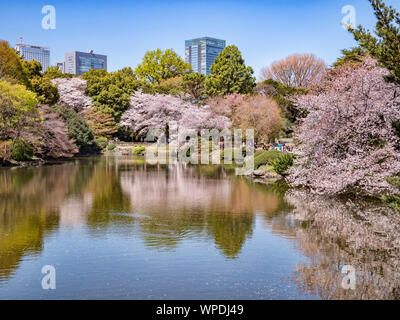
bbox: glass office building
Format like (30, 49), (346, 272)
(15, 43), (50, 72)
(64, 50), (107, 76)
(185, 37), (226, 75)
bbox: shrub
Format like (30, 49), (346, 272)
(271, 153), (294, 175)
(54, 106), (94, 150)
(133, 146), (146, 155)
(11, 139), (33, 161)
(94, 137), (108, 150)
(253, 150), (282, 169)
(107, 143), (116, 151)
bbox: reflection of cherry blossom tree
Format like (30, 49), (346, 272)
(119, 91), (231, 139)
(289, 58), (400, 196)
(52, 78), (93, 112)
(286, 190), (400, 300)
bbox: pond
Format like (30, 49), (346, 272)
(0, 156), (399, 299)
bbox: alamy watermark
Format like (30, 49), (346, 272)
(42, 5), (56, 30)
(341, 265), (356, 290)
(41, 265), (56, 290)
(144, 122), (255, 175)
(341, 5), (356, 30)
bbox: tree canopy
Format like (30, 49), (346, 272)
(43, 66), (76, 79)
(349, 0), (400, 83)
(205, 45), (256, 96)
(82, 68), (141, 121)
(260, 53), (327, 88)
(0, 80), (39, 140)
(181, 73), (206, 101)
(135, 49), (191, 84)
(22, 60), (42, 79)
(333, 47), (369, 68)
(0, 41), (29, 86)
(288, 58), (400, 196)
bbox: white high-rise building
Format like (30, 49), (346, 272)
(15, 38), (50, 72)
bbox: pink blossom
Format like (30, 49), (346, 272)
(288, 58), (400, 196)
(52, 78), (93, 112)
(120, 91), (231, 137)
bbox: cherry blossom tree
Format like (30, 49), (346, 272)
(119, 91), (231, 139)
(207, 93), (247, 118)
(52, 78), (93, 112)
(30, 105), (78, 159)
(288, 58), (400, 196)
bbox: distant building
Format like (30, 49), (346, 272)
(185, 37), (226, 75)
(56, 61), (64, 73)
(64, 50), (107, 75)
(15, 38), (50, 72)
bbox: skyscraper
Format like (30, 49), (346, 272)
(15, 38), (50, 72)
(64, 50), (107, 76)
(185, 37), (226, 75)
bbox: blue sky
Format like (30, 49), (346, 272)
(0, 0), (398, 79)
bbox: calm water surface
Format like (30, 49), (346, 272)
(0, 156), (398, 299)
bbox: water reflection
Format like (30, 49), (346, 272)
(0, 165), (76, 282)
(0, 156), (290, 285)
(286, 190), (400, 300)
(1, 157), (399, 299)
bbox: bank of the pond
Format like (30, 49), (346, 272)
(0, 150), (102, 168)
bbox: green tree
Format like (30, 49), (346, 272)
(53, 106), (94, 150)
(135, 49), (191, 84)
(205, 45), (256, 96)
(255, 79), (308, 124)
(22, 60), (42, 79)
(43, 66), (76, 79)
(19, 60), (60, 105)
(92, 84), (130, 121)
(82, 68), (141, 122)
(0, 41), (29, 86)
(333, 47), (368, 68)
(155, 76), (183, 96)
(11, 139), (34, 161)
(0, 80), (39, 140)
(81, 108), (118, 139)
(181, 73), (206, 101)
(30, 77), (59, 105)
(349, 0), (400, 82)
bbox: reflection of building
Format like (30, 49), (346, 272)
(15, 38), (50, 72)
(64, 50), (107, 75)
(185, 37), (226, 75)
